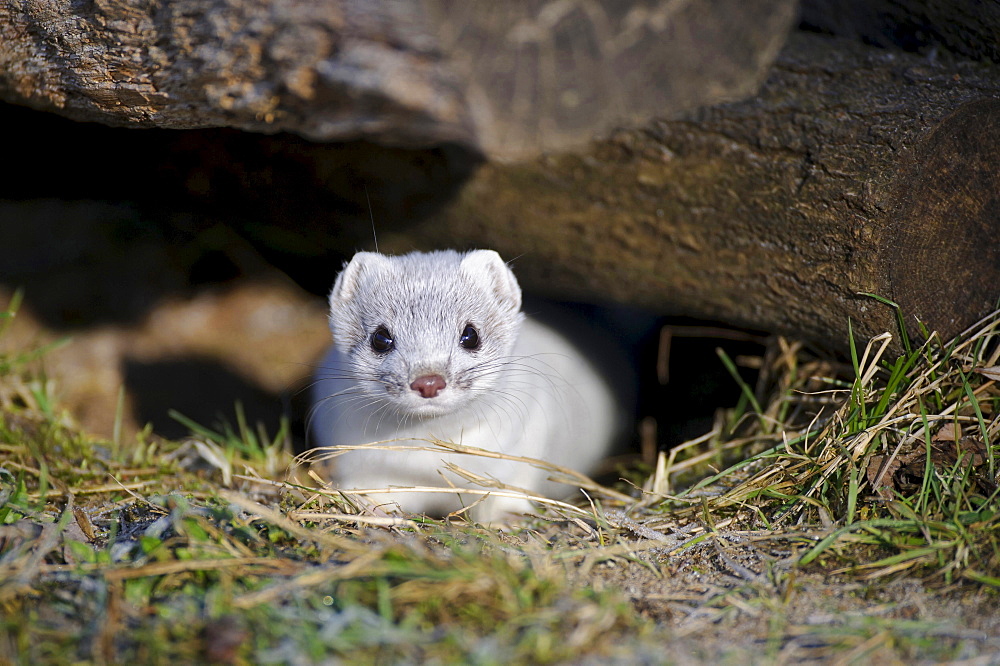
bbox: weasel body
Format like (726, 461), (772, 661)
(310, 249), (622, 521)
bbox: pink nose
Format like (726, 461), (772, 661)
(410, 374), (446, 398)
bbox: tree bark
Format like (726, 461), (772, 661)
(0, 0), (795, 160)
(401, 33), (1000, 348)
(1, 0), (998, 352)
(800, 0), (1000, 64)
(424, 0), (796, 160)
(0, 0), (476, 148)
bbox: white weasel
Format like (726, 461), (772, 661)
(310, 249), (622, 521)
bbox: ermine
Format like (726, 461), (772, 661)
(310, 249), (624, 522)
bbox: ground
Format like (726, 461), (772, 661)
(1, 285), (999, 664)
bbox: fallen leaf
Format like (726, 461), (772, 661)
(933, 423), (958, 443)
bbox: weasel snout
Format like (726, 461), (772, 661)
(410, 374), (446, 398)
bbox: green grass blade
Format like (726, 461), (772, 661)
(715, 347), (766, 433)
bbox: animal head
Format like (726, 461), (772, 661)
(328, 249), (525, 417)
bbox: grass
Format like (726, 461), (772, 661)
(654, 307), (1000, 585)
(2, 290), (1000, 663)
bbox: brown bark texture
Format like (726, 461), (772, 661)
(800, 0), (1000, 64)
(402, 33), (1000, 348)
(425, 0), (797, 159)
(1, 0), (998, 353)
(0, 0), (476, 147)
(0, 0), (796, 160)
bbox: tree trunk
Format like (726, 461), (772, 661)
(0, 0), (476, 148)
(1, 0), (997, 352)
(403, 33), (1000, 348)
(0, 0), (795, 160)
(800, 0), (1000, 64)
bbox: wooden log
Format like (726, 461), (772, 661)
(800, 0), (1000, 64)
(1, 0), (997, 352)
(402, 33), (1000, 348)
(424, 0), (797, 159)
(0, 0), (796, 160)
(0, 0), (476, 148)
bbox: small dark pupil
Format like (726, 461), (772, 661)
(371, 326), (394, 353)
(459, 324), (480, 350)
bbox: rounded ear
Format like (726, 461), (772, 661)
(460, 250), (522, 313)
(329, 252), (386, 308)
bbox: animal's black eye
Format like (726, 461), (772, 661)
(370, 326), (394, 353)
(459, 324), (480, 350)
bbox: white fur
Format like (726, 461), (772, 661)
(310, 249), (620, 522)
